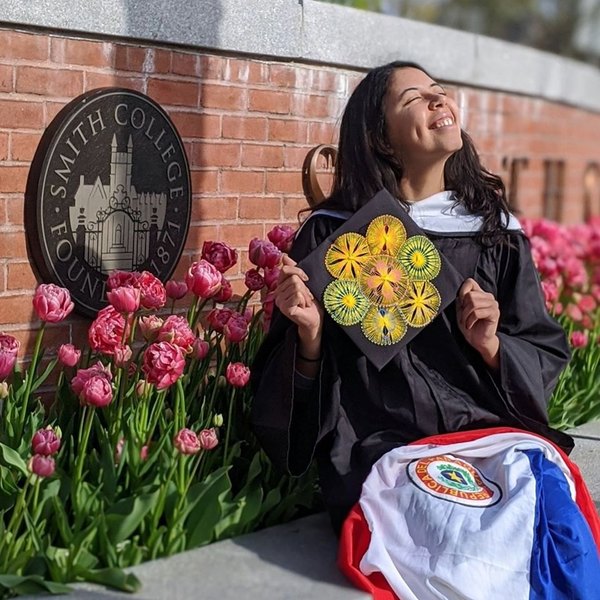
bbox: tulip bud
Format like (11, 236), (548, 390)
(213, 413), (224, 427)
(0, 381), (8, 400)
(199, 428), (219, 450)
(28, 454), (55, 478)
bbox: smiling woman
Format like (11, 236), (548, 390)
(251, 60), (600, 599)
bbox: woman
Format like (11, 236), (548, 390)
(251, 61), (600, 598)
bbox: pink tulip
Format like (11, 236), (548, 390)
(578, 294), (596, 314)
(173, 428), (202, 455)
(267, 225), (295, 252)
(199, 428), (219, 450)
(31, 427), (61, 456)
(245, 268), (265, 291)
(565, 303), (583, 322)
(107, 270), (140, 290)
(79, 374), (113, 408)
(0, 334), (19, 381)
(89, 305), (130, 356)
(71, 362), (112, 396)
(263, 266), (280, 290)
(28, 455), (55, 478)
(113, 344), (133, 368)
(571, 331), (588, 348)
(186, 260), (222, 298)
(135, 379), (150, 397)
(165, 280), (188, 300)
(157, 315), (196, 352)
(33, 284), (74, 323)
(223, 313), (249, 343)
(193, 339), (210, 360)
(137, 271), (167, 310)
(142, 342), (185, 390)
(206, 308), (233, 333)
(140, 445), (150, 461)
(201, 241), (238, 273)
(213, 276), (233, 303)
(248, 238), (282, 269)
(107, 285), (141, 314)
(226, 362), (251, 388)
(58, 343), (81, 368)
(139, 315), (164, 342)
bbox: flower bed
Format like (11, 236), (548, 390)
(523, 217), (600, 429)
(0, 218), (598, 597)
(0, 226), (320, 598)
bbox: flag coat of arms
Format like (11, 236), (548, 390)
(339, 428), (600, 600)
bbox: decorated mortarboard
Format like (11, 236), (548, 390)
(298, 188), (464, 371)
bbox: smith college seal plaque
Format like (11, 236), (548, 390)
(25, 88), (191, 316)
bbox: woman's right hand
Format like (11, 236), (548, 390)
(275, 254), (324, 345)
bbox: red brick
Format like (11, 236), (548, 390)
(0, 100), (44, 129)
(171, 112), (221, 139)
(10, 132), (42, 162)
(220, 170), (264, 194)
(5, 198), (24, 226)
(199, 55), (225, 80)
(0, 65), (13, 92)
(192, 142), (241, 168)
(0, 30), (48, 61)
(150, 49), (172, 74)
(312, 70), (343, 93)
(249, 89), (290, 114)
(269, 119), (308, 143)
(291, 94), (330, 119)
(241, 144), (284, 168)
(7, 262), (38, 290)
(239, 196), (281, 219)
(190, 170), (219, 193)
(45, 102), (68, 126)
(147, 78), (198, 107)
(220, 223), (265, 247)
(200, 84), (246, 111)
(222, 116), (267, 141)
(51, 38), (114, 68)
(114, 45), (147, 72)
(225, 59), (268, 85)
(283, 196), (311, 219)
(0, 133), (8, 161)
(172, 51), (199, 77)
(191, 197), (238, 222)
(85, 72), (144, 92)
(308, 121), (337, 144)
(16, 66), (84, 98)
(269, 64), (297, 88)
(0, 167), (29, 193)
(284, 146), (312, 169)
(0, 294), (35, 325)
(265, 171), (301, 193)
(185, 224), (221, 251)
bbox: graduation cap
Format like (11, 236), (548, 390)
(298, 188), (464, 370)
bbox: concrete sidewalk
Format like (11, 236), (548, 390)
(24, 423), (600, 600)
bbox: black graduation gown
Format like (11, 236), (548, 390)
(250, 213), (573, 533)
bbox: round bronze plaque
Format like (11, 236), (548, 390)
(26, 88), (191, 317)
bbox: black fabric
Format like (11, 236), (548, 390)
(250, 213), (573, 534)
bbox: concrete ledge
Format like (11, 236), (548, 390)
(22, 422), (600, 599)
(2, 0), (600, 112)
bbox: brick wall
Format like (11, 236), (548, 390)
(1, 27), (600, 356)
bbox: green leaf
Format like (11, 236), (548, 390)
(105, 491), (159, 544)
(76, 567), (141, 593)
(0, 573), (72, 595)
(186, 468), (232, 548)
(50, 497), (72, 545)
(0, 443), (28, 476)
(32, 358), (59, 391)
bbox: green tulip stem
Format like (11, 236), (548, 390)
(17, 323), (46, 441)
(73, 406), (95, 504)
(223, 387), (236, 466)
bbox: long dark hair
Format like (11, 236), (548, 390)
(317, 61), (511, 245)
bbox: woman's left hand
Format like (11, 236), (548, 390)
(457, 278), (500, 369)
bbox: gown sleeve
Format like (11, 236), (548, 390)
(477, 232), (571, 428)
(250, 215), (344, 476)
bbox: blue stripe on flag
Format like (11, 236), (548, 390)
(525, 449), (600, 600)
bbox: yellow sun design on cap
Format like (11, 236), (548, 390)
(323, 280), (369, 326)
(325, 232), (371, 280)
(399, 280), (441, 327)
(359, 255), (408, 307)
(398, 235), (441, 281)
(361, 305), (407, 346)
(366, 214), (407, 256)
